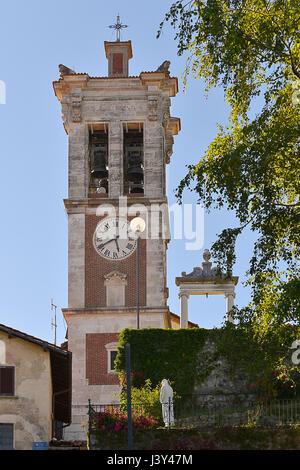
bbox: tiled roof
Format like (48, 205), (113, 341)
(54, 71), (176, 81)
(0, 323), (69, 355)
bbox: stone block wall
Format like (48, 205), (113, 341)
(192, 340), (255, 406)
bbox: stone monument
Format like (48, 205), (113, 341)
(176, 249), (239, 327)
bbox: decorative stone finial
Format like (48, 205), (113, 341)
(156, 60), (171, 73)
(202, 249), (211, 262)
(59, 64), (75, 77)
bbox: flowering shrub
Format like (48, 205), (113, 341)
(118, 370), (145, 389)
(114, 376), (164, 425)
(90, 407), (158, 434)
(115, 375), (182, 428)
(247, 365), (299, 402)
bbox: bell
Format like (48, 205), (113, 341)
(126, 150), (143, 182)
(130, 184), (144, 194)
(91, 150), (108, 178)
(127, 164), (143, 183)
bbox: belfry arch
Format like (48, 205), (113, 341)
(175, 249), (238, 327)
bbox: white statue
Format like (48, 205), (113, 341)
(160, 379), (174, 427)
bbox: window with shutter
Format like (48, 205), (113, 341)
(0, 367), (14, 396)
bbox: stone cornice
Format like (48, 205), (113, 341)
(62, 306), (170, 317)
(53, 72), (178, 102)
(63, 196), (169, 212)
(175, 276), (239, 286)
(104, 40), (133, 59)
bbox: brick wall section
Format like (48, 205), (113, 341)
(113, 53), (123, 75)
(86, 333), (119, 385)
(85, 214), (146, 307)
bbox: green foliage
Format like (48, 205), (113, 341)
(118, 378), (181, 426)
(158, 0), (300, 332)
(129, 379), (163, 423)
(90, 425), (300, 450)
(212, 322), (300, 396)
(115, 376), (163, 424)
(115, 328), (209, 397)
(211, 322), (297, 377)
(216, 425), (273, 449)
(115, 325), (300, 400)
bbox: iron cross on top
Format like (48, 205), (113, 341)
(108, 14), (128, 42)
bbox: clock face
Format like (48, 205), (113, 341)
(93, 217), (137, 260)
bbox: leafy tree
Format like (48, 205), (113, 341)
(158, 0), (300, 334)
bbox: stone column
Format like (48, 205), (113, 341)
(225, 293), (235, 323)
(108, 121), (123, 198)
(68, 122), (88, 198)
(144, 120), (164, 198)
(68, 212), (85, 308)
(179, 292), (189, 328)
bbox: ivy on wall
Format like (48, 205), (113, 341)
(115, 324), (300, 399)
(115, 328), (209, 396)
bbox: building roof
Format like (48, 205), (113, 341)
(53, 71), (177, 81)
(169, 312), (199, 329)
(0, 323), (69, 354)
(0, 323), (72, 424)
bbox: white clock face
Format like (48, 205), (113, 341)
(93, 217), (137, 260)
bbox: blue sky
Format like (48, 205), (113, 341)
(0, 0), (257, 346)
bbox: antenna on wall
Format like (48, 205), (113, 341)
(51, 298), (57, 346)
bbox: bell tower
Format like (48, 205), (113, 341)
(53, 31), (180, 438)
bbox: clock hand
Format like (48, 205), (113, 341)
(99, 235), (120, 249)
(99, 238), (115, 248)
(115, 237), (120, 252)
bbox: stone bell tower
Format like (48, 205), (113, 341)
(53, 30), (180, 438)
